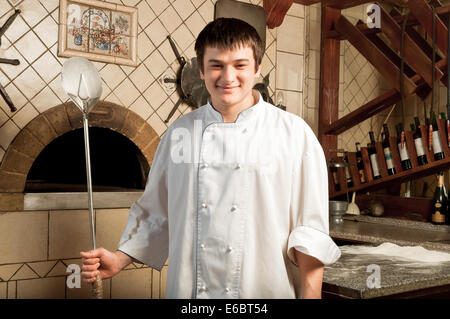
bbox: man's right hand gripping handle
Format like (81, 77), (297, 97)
(80, 248), (133, 283)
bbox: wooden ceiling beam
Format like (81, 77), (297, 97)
(379, 5), (443, 87)
(407, 0), (448, 56)
(334, 14), (417, 94)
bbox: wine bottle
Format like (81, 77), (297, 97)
(396, 123), (412, 170)
(431, 171), (448, 225)
(368, 131), (381, 179)
(355, 142), (366, 184)
(413, 117), (428, 166)
(431, 111), (445, 160)
(382, 124), (396, 175)
(344, 154), (353, 188)
(330, 165), (340, 191)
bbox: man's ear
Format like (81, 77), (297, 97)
(199, 68), (204, 80)
(255, 64), (262, 78)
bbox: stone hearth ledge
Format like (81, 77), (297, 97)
(0, 192), (143, 211)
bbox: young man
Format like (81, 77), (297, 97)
(81, 18), (340, 299)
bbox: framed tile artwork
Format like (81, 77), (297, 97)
(58, 0), (138, 66)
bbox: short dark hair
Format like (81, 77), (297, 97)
(195, 17), (264, 73)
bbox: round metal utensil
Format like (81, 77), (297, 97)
(61, 57), (103, 299)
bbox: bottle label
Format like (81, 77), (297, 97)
(383, 147), (394, 169)
(369, 154), (380, 177)
(432, 130), (443, 154)
(398, 143), (410, 161)
(432, 210), (446, 223)
(359, 170), (366, 183)
(414, 137), (425, 156)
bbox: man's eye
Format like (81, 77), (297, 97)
(210, 65), (222, 68)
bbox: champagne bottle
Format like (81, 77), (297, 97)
(431, 171), (448, 225)
(396, 123), (412, 170)
(431, 111), (444, 160)
(355, 142), (366, 184)
(382, 124), (396, 175)
(368, 131), (381, 179)
(413, 117), (428, 166)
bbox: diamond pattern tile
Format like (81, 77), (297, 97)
(4, 15), (29, 44)
(20, 0), (48, 27)
(15, 31), (46, 64)
(185, 10), (206, 39)
(129, 64), (154, 93)
(145, 19), (168, 47)
(138, 31), (155, 62)
(12, 102), (38, 128)
(1, 45), (28, 80)
(198, 0), (214, 23)
(144, 50), (168, 79)
(143, 81), (168, 111)
(137, 0), (156, 29)
(31, 86), (60, 113)
(159, 5), (182, 34)
(148, 0), (170, 16)
(172, 0), (195, 21)
(115, 78), (140, 107)
(14, 67), (46, 99)
(33, 15), (58, 48)
(172, 24), (194, 52)
(100, 64), (127, 90)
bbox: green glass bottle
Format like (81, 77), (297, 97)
(431, 171), (448, 225)
(355, 142), (366, 184)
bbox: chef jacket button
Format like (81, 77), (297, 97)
(201, 163), (209, 169)
(226, 287), (231, 293)
(226, 246), (233, 253)
(235, 163), (241, 169)
(199, 286), (208, 292)
(200, 243), (205, 249)
(242, 128), (247, 134)
(231, 205), (237, 212)
(201, 202), (207, 209)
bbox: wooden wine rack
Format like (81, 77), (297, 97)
(330, 119), (450, 198)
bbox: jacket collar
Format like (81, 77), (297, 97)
(205, 90), (264, 124)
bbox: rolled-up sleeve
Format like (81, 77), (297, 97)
(287, 122), (341, 266)
(117, 132), (170, 271)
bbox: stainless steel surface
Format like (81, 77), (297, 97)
(61, 57), (102, 253)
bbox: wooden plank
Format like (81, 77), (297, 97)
(408, 0), (448, 56)
(330, 154), (450, 198)
(324, 89), (401, 135)
(322, 0), (374, 9)
(375, 141), (388, 178)
(365, 33), (416, 78)
(405, 130), (419, 168)
(347, 152), (361, 188)
(334, 15), (417, 94)
(389, 136), (403, 173)
(318, 6), (340, 159)
(361, 147), (374, 182)
(420, 125), (435, 163)
(379, 5), (443, 87)
(437, 119), (450, 158)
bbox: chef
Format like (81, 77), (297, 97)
(80, 17), (341, 299)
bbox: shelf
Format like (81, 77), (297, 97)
(330, 119), (450, 198)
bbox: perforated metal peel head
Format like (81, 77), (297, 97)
(61, 57), (102, 114)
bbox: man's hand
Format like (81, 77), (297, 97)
(80, 248), (132, 283)
(295, 250), (324, 299)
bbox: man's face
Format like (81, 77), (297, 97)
(200, 45), (261, 109)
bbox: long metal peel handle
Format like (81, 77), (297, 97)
(92, 274), (103, 299)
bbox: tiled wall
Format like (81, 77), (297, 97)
(0, 0), (306, 298)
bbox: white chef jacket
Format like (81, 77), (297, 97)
(117, 92), (341, 299)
